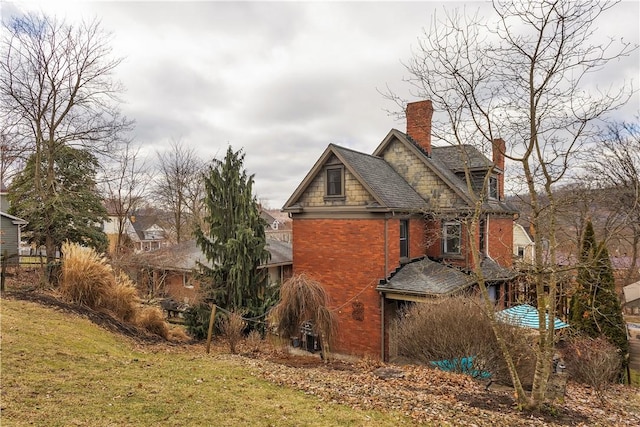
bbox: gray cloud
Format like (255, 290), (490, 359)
(8, 0), (640, 207)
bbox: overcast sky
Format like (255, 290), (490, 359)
(3, 1), (639, 208)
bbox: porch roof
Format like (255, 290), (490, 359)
(377, 258), (476, 297)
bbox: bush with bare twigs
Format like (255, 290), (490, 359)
(394, 296), (536, 387)
(245, 329), (263, 353)
(270, 274), (338, 361)
(220, 311), (246, 354)
(561, 335), (622, 400)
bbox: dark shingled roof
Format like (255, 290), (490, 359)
(432, 144), (493, 172)
(399, 133), (518, 214)
(331, 144), (427, 210)
(137, 238), (292, 271)
(377, 258), (476, 297)
(480, 257), (519, 281)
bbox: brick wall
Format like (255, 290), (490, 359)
(292, 217), (394, 357)
(488, 215), (514, 267)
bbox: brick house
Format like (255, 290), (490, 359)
(134, 238), (293, 305)
(282, 100), (518, 360)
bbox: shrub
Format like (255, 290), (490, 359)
(60, 242), (113, 308)
(103, 272), (139, 322)
(245, 329), (263, 353)
(394, 296), (536, 387)
(167, 325), (191, 342)
(136, 307), (169, 339)
(220, 311), (246, 354)
(184, 304), (212, 340)
(562, 335), (622, 400)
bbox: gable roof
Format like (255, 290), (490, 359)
(373, 130), (517, 214)
(283, 143), (427, 211)
(0, 211), (28, 225)
(331, 145), (427, 210)
(624, 281), (640, 304)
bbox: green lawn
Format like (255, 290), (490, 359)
(1, 298), (412, 426)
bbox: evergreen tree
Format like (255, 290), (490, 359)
(570, 221), (598, 332)
(592, 244), (628, 359)
(9, 146), (109, 255)
(570, 220), (628, 362)
(194, 146), (270, 316)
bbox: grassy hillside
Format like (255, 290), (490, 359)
(1, 298), (410, 426)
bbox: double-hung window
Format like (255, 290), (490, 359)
(326, 167), (343, 197)
(443, 221), (461, 255)
(400, 219), (409, 259)
(488, 176), (498, 199)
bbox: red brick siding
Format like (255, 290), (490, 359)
(293, 218), (390, 357)
(165, 272), (198, 303)
(409, 217), (426, 259)
(488, 215), (514, 267)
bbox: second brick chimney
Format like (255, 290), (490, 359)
(406, 100), (434, 155)
(492, 138), (506, 199)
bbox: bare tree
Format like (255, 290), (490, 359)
(1, 123), (29, 186)
(0, 13), (133, 281)
(99, 138), (150, 254)
(586, 120), (640, 286)
(154, 139), (205, 243)
(390, 0), (635, 409)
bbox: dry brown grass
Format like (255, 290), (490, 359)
(103, 272), (139, 322)
(167, 325), (191, 342)
(136, 306), (169, 339)
(61, 242), (174, 340)
(60, 242), (113, 308)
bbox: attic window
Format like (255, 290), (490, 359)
(326, 167), (344, 197)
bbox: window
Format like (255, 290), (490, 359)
(517, 246), (525, 258)
(400, 219), (409, 259)
(489, 176), (498, 199)
(479, 217), (486, 255)
(326, 167), (343, 197)
(443, 221), (461, 255)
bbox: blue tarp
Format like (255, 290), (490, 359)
(430, 356), (491, 379)
(496, 304), (569, 330)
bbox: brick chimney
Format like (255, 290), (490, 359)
(492, 138), (506, 198)
(406, 100), (433, 155)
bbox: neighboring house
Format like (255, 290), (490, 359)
(261, 208), (292, 243)
(134, 238), (293, 304)
(513, 223), (535, 265)
(103, 212), (169, 254)
(623, 280), (640, 314)
(0, 184), (28, 264)
(282, 99), (518, 360)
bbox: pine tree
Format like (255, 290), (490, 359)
(569, 220), (628, 362)
(570, 221), (598, 333)
(194, 146), (270, 314)
(592, 244), (628, 359)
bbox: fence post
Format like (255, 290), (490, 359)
(206, 304), (217, 354)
